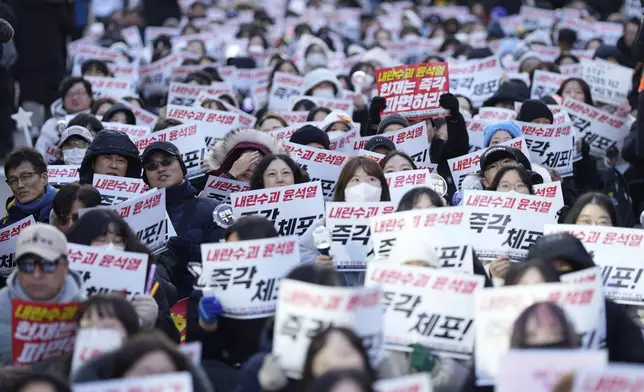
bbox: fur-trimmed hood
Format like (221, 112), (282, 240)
(205, 128), (287, 174)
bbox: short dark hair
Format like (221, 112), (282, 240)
(557, 28), (577, 46)
(565, 192), (618, 226)
(9, 372), (70, 392)
(379, 151), (417, 172)
(91, 98), (116, 115)
(510, 302), (580, 349)
(77, 294), (141, 337)
(81, 59), (112, 77)
(307, 107), (331, 122)
(293, 99), (316, 112)
(249, 154), (310, 190)
(201, 99), (227, 111)
(68, 113), (105, 134)
(488, 165), (535, 195)
(59, 76), (93, 100)
(311, 370), (375, 392)
(334, 157), (390, 202)
(52, 183), (101, 219)
(4, 147), (47, 175)
(153, 118), (183, 132)
(224, 216), (278, 241)
(184, 71), (212, 85)
(397, 187), (444, 211)
(504, 259), (560, 285)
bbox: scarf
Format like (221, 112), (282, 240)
(15, 185), (57, 216)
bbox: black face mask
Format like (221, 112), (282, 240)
(519, 341), (571, 349)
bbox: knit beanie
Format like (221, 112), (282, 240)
(516, 99), (554, 123)
(377, 114), (410, 134)
(289, 125), (331, 149)
(483, 121), (523, 147)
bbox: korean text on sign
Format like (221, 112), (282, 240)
(449, 56), (502, 108)
(273, 280), (383, 379)
(93, 174), (148, 206)
(0, 216), (34, 278)
(377, 63), (450, 119)
(47, 165), (80, 186)
(199, 236), (300, 319)
(202, 175), (250, 204)
(517, 121), (575, 177)
(284, 142), (348, 200)
(12, 300), (80, 366)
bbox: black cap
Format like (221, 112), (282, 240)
(364, 136), (396, 153)
(479, 145), (519, 172)
(141, 141), (187, 184)
(290, 125), (331, 150)
(527, 233), (595, 274)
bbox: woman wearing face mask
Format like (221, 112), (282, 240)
(249, 155), (310, 190)
(303, 40), (331, 73)
(565, 192), (618, 226)
(509, 302), (580, 349)
(300, 157), (390, 278)
(320, 111), (355, 141)
(73, 331), (214, 392)
(49, 183), (101, 233)
(54, 126), (93, 165)
(67, 209), (180, 343)
(302, 68), (343, 100)
(487, 166), (535, 195)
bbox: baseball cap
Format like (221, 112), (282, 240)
(479, 145), (519, 172)
(57, 126), (94, 148)
(16, 224), (68, 261)
(141, 141), (182, 164)
(364, 136), (396, 153)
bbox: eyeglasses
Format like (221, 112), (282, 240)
(498, 182), (528, 192)
(56, 212), (80, 227)
(17, 255), (61, 274)
(63, 140), (89, 149)
(6, 172), (39, 188)
(66, 89), (89, 99)
(144, 156), (178, 171)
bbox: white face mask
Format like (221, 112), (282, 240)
(326, 130), (346, 140)
(248, 45), (264, 54)
(344, 182), (382, 203)
(306, 52), (327, 68)
(63, 148), (87, 165)
(312, 88), (335, 98)
(96, 242), (126, 251)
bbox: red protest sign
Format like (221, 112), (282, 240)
(12, 300), (80, 366)
(376, 63), (450, 119)
(171, 298), (189, 344)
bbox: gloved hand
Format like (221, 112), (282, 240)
(410, 343), (436, 372)
(198, 295), (223, 331)
(369, 96), (387, 124)
(167, 236), (198, 266)
(258, 354), (289, 391)
(132, 294), (159, 329)
(439, 93), (459, 117)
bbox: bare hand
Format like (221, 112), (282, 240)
(489, 256), (511, 279)
(353, 93), (367, 110)
(315, 255), (334, 267)
(230, 151), (261, 179)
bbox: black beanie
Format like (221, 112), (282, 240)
(290, 125), (331, 150)
(516, 99), (554, 123)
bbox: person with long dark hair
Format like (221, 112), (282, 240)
(249, 154), (310, 190)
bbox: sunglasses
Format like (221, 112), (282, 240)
(144, 156), (178, 171)
(17, 255), (61, 274)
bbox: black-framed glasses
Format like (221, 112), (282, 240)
(17, 255), (61, 274)
(144, 156), (178, 171)
(6, 172), (39, 188)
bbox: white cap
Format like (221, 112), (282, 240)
(320, 110), (353, 132)
(16, 224), (68, 261)
(387, 234), (440, 268)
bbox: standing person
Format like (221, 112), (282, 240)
(78, 129), (142, 184)
(140, 141), (226, 297)
(2, 147), (56, 228)
(0, 224), (84, 365)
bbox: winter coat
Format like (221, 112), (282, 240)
(0, 269), (84, 365)
(35, 101), (70, 163)
(153, 276), (181, 343)
(205, 129), (287, 179)
(79, 129), (142, 184)
(72, 347), (214, 392)
(429, 111), (470, 199)
(1, 185), (56, 229)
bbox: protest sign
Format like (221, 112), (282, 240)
(12, 300), (80, 366)
(369, 207), (474, 273)
(47, 165), (80, 186)
(74, 372), (193, 392)
(85, 76), (135, 99)
(199, 236), (300, 319)
(533, 182), (565, 213)
(101, 122), (151, 141)
(114, 98), (159, 129)
(233, 67), (272, 96)
(563, 98), (631, 158)
(165, 105), (240, 146)
(374, 374), (433, 392)
(448, 137), (530, 189)
(530, 70), (569, 99)
(376, 63), (450, 119)
(281, 111), (309, 124)
(0, 216), (34, 278)
(291, 95), (355, 117)
(134, 123), (208, 179)
(168, 81), (235, 107)
(71, 328), (123, 374)
(194, 91), (258, 128)
(581, 59), (633, 105)
(571, 364), (644, 392)
(107, 62), (139, 82)
(385, 169), (437, 205)
(475, 282), (603, 385)
(366, 263), (483, 355)
(139, 53), (184, 97)
(517, 121), (575, 177)
(107, 188), (168, 252)
(477, 107), (516, 122)
(360, 149), (385, 162)
(232, 182), (325, 236)
(463, 190), (558, 260)
(202, 175), (250, 204)
(330, 129), (359, 152)
(179, 341), (202, 365)
(67, 243), (149, 299)
(273, 280), (383, 378)
(465, 119), (487, 150)
(351, 122), (430, 165)
(545, 224), (644, 306)
(93, 175), (148, 206)
(520, 5), (556, 30)
(284, 142), (348, 199)
(449, 56), (502, 108)
(531, 45), (561, 63)
(497, 350), (607, 392)
(70, 44), (128, 76)
(269, 72), (304, 111)
(326, 202), (395, 271)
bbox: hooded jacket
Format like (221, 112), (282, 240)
(0, 269), (84, 365)
(528, 233), (644, 364)
(102, 104), (136, 125)
(205, 129), (287, 179)
(79, 129), (142, 184)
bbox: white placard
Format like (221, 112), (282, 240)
(0, 217), (35, 278)
(114, 98), (159, 128)
(47, 165), (80, 186)
(366, 263), (483, 355)
(167, 81), (235, 107)
(352, 122), (430, 165)
(85, 76), (136, 99)
(93, 175), (148, 206)
(330, 129), (359, 152)
(139, 53), (184, 97)
(449, 56), (503, 108)
(385, 169), (436, 206)
(284, 142), (349, 200)
(572, 364), (644, 392)
(178, 341), (202, 366)
(533, 182), (565, 213)
(581, 59), (634, 105)
(201, 175), (249, 204)
(326, 202), (396, 271)
(74, 372), (193, 392)
(530, 70), (569, 99)
(107, 63), (140, 83)
(71, 328), (123, 374)
(101, 122), (151, 141)
(281, 111), (309, 124)
(463, 190), (558, 260)
(273, 280), (383, 379)
(269, 72), (304, 111)
(465, 119), (487, 150)
(374, 374), (433, 392)
(232, 182), (325, 237)
(200, 236), (300, 319)
(475, 282), (603, 386)
(517, 121), (575, 177)
(291, 95), (355, 117)
(165, 104), (240, 142)
(193, 91), (257, 128)
(477, 107), (516, 122)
